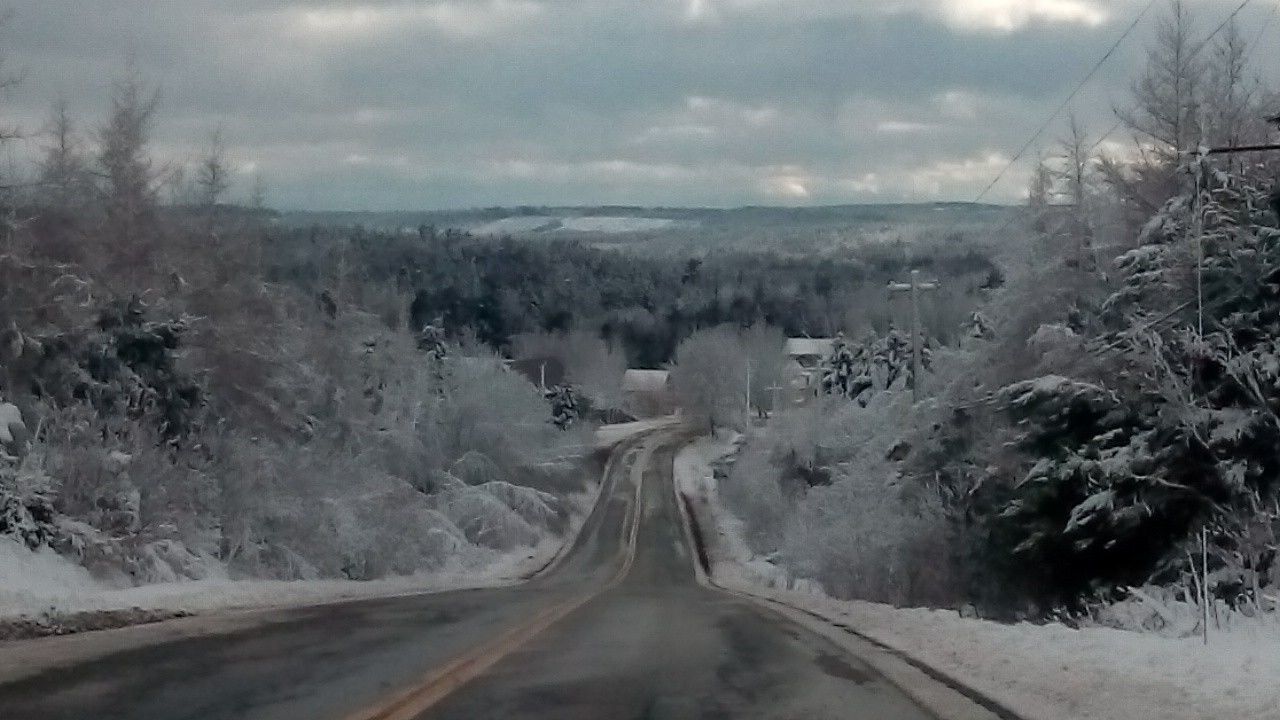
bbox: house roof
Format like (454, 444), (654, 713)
(622, 369), (671, 393)
(785, 338), (834, 358)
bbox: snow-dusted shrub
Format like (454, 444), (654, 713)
(128, 539), (225, 584)
(0, 465), (57, 552)
(433, 483), (543, 551)
(517, 458), (588, 497)
(725, 390), (960, 605)
(450, 451), (504, 486)
(718, 440), (788, 553)
(780, 460), (954, 606)
(226, 448), (477, 580)
(435, 354), (592, 491)
(478, 480), (563, 531)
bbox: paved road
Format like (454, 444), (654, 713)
(0, 431), (935, 720)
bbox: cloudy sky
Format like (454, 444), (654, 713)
(4, 0), (1278, 210)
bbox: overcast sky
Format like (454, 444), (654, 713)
(4, 1), (1278, 210)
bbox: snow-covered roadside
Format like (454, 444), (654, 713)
(673, 433), (782, 586)
(1, 538), (532, 622)
(0, 424), (654, 638)
(674, 438), (1280, 720)
(593, 415), (679, 450)
(0, 506), (575, 638)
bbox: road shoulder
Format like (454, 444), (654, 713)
(671, 436), (1014, 720)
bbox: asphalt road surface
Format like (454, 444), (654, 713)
(0, 431), (936, 720)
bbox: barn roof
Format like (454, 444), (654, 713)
(785, 338), (834, 358)
(622, 369), (671, 392)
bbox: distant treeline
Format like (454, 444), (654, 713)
(264, 226), (1002, 367)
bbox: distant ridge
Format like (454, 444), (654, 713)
(278, 202), (1013, 232)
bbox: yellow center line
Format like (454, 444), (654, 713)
(341, 433), (657, 720)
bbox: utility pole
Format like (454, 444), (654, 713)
(764, 383), (784, 418)
(1266, 115), (1280, 224)
(888, 269), (939, 403)
(745, 360), (752, 419)
(1190, 149), (1205, 338)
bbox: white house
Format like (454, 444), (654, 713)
(622, 369), (674, 418)
(783, 337), (834, 405)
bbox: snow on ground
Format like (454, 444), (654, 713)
(470, 215), (682, 236)
(471, 216), (561, 235)
(674, 437), (1280, 720)
(1, 536), (549, 624)
(558, 216), (677, 233)
(593, 416), (678, 450)
(1, 482), (607, 631)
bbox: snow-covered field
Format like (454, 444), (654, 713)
(674, 438), (1280, 720)
(471, 215), (562, 235)
(471, 215), (681, 236)
(559, 216), (677, 233)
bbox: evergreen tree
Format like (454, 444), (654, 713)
(991, 161), (1280, 610)
(545, 384), (579, 430)
(820, 332), (867, 400)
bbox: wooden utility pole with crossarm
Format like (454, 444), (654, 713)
(888, 269), (939, 403)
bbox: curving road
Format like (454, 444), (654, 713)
(0, 431), (937, 720)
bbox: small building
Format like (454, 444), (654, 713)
(508, 356), (567, 393)
(785, 338), (834, 368)
(784, 337), (834, 405)
(622, 369), (674, 418)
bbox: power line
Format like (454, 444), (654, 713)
(1248, 0), (1279, 48)
(927, 1), (1162, 243)
(1189, 0), (1256, 58)
(1089, 0), (1261, 155)
(965, 0), (1161, 207)
(991, 0), (1270, 238)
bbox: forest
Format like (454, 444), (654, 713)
(266, 222), (1001, 368)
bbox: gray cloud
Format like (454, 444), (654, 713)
(3, 0), (1277, 209)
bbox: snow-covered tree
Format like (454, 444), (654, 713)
(821, 328), (923, 405)
(965, 311), (994, 341)
(195, 127), (231, 210)
(820, 332), (867, 400)
(39, 100), (92, 210)
(545, 384), (579, 430)
(97, 69), (162, 289)
(986, 160), (1280, 609)
(669, 325), (749, 432)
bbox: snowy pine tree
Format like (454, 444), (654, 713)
(988, 161), (1280, 609)
(820, 333), (867, 400)
(545, 384), (579, 430)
